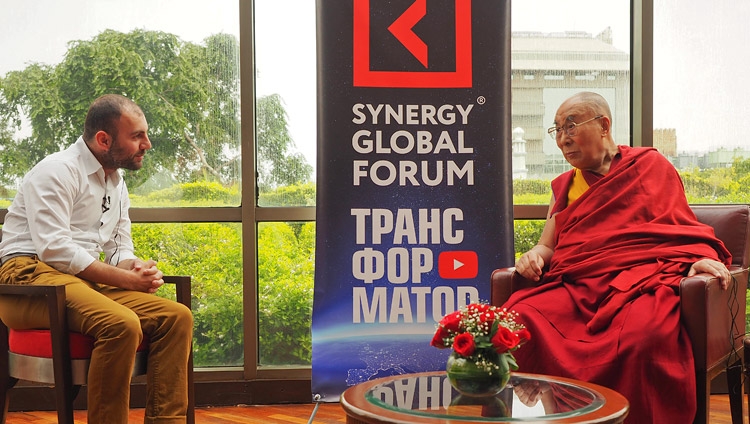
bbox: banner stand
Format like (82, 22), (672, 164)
(312, 0), (513, 402)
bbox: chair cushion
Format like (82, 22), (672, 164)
(9, 329), (148, 359)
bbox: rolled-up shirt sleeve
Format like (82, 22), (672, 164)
(24, 162), (96, 275)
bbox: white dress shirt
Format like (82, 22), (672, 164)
(0, 137), (137, 274)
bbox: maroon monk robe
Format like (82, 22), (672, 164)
(504, 146), (730, 424)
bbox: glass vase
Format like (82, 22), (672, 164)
(445, 351), (511, 397)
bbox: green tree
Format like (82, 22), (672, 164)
(255, 93), (313, 192)
(0, 29), (310, 193)
(1, 30), (242, 188)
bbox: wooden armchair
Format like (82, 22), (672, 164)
(491, 204), (750, 424)
(0, 275), (195, 424)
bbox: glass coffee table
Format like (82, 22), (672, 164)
(341, 371), (629, 423)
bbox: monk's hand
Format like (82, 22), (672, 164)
(513, 380), (550, 407)
(515, 249), (545, 282)
(688, 258), (731, 290)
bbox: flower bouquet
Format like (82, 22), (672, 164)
(431, 303), (530, 396)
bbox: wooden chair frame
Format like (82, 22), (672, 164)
(0, 275), (195, 424)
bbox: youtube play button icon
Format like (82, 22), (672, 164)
(438, 251), (478, 279)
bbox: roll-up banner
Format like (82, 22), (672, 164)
(313, 0), (513, 401)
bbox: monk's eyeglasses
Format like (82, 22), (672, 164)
(547, 115), (603, 140)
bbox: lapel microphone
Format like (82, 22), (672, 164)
(102, 195), (111, 213)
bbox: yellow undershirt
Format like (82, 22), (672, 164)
(567, 168), (590, 206)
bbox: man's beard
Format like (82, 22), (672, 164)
(104, 138), (144, 171)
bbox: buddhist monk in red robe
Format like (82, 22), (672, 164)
(508, 92), (731, 423)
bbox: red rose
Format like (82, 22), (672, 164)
(515, 328), (531, 343)
(430, 327), (451, 349)
(491, 325), (520, 354)
(431, 310), (464, 349)
(439, 310), (463, 333)
(453, 332), (475, 356)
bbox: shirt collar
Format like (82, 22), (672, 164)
(73, 137), (123, 186)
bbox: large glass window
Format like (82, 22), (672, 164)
(254, 0), (316, 208)
(253, 1), (317, 368)
(510, 1), (631, 255)
(256, 221), (315, 366)
(133, 223), (243, 367)
(510, 0), (630, 193)
(654, 0), (750, 204)
(0, 0), (242, 367)
(0, 0), (240, 207)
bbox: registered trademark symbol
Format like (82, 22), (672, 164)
(476, 96), (486, 105)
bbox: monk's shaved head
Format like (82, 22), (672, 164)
(553, 91), (618, 174)
(566, 92), (612, 121)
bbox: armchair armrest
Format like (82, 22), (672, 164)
(490, 267), (539, 307)
(161, 275), (194, 423)
(163, 275), (192, 310)
(680, 266), (748, 374)
(0, 283), (73, 398)
(0, 284), (69, 339)
(0, 275), (192, 318)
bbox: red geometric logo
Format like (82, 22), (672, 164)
(353, 0), (473, 88)
(438, 251), (478, 279)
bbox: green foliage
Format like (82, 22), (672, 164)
(126, 182), (317, 367)
(258, 181), (316, 207)
(680, 167), (732, 202)
(512, 179), (551, 197)
(513, 220), (545, 259)
(680, 159), (750, 203)
(512, 179), (550, 205)
(0, 188), (14, 209)
(145, 181), (240, 204)
(257, 222), (315, 365)
(512, 192), (551, 205)
(732, 157), (750, 178)
(132, 222), (244, 366)
(0, 64), (61, 179)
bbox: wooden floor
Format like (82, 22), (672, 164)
(4, 395), (746, 423)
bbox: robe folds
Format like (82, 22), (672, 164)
(505, 146), (730, 423)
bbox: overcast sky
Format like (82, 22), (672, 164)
(652, 0), (750, 154)
(1, 0), (746, 158)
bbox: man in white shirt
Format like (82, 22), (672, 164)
(0, 94), (192, 424)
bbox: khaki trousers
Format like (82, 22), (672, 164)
(0, 256), (193, 424)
